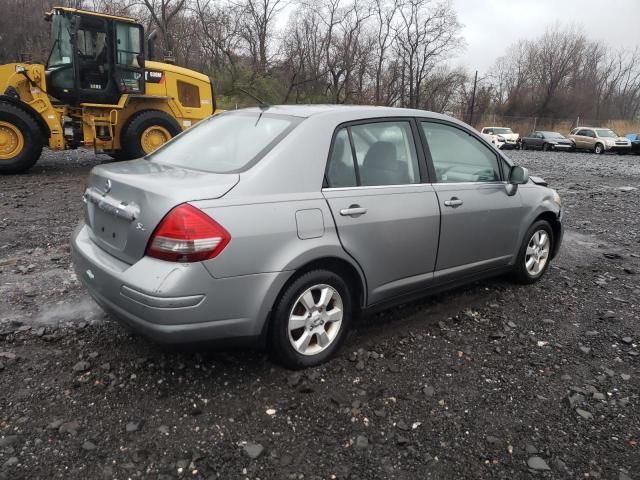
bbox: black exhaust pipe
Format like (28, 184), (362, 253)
(147, 30), (158, 61)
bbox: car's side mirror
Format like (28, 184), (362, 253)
(509, 165), (529, 185)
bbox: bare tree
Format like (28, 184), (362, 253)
(393, 0), (462, 108)
(142, 0), (187, 58)
(236, 0), (286, 73)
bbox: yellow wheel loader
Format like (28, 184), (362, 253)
(0, 7), (217, 174)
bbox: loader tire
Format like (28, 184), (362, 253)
(0, 102), (44, 174)
(121, 110), (182, 159)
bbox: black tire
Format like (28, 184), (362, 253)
(106, 150), (130, 161)
(0, 102), (44, 174)
(521, 142), (527, 151)
(542, 143), (549, 151)
(269, 269), (353, 369)
(120, 110), (181, 159)
(594, 143), (604, 154)
(511, 220), (554, 285)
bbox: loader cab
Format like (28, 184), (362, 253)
(45, 7), (145, 106)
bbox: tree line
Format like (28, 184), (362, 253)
(1, 0), (639, 123)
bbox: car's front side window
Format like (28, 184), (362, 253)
(326, 121), (421, 188)
(421, 122), (501, 183)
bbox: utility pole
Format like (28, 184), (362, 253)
(469, 70), (478, 126)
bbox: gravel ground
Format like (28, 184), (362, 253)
(0, 148), (639, 479)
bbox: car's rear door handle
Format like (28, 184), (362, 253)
(340, 205), (367, 217)
(444, 197), (463, 208)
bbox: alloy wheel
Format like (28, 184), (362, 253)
(525, 230), (550, 276)
(288, 284), (343, 356)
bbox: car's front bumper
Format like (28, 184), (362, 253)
(552, 209), (564, 259)
(71, 224), (291, 344)
(551, 143), (573, 150)
(605, 145), (632, 152)
(498, 141), (519, 150)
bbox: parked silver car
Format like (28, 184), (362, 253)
(72, 106), (563, 368)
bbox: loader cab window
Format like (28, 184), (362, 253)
(47, 14), (73, 68)
(75, 20), (110, 91)
(114, 23), (144, 93)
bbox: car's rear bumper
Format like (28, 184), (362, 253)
(71, 223), (291, 344)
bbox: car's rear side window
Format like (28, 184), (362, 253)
(326, 129), (358, 187)
(421, 122), (500, 183)
(325, 121), (420, 187)
(149, 111), (302, 173)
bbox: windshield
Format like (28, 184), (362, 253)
(149, 111), (302, 173)
(596, 129), (618, 138)
(493, 128), (513, 134)
(47, 14), (73, 68)
(543, 132), (564, 138)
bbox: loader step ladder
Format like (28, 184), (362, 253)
(82, 105), (120, 153)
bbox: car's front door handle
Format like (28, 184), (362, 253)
(444, 197), (463, 208)
(340, 205), (367, 217)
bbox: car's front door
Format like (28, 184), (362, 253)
(575, 129), (592, 149)
(419, 121), (524, 279)
(323, 120), (440, 305)
(531, 132), (543, 149)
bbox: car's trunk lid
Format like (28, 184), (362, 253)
(83, 160), (239, 265)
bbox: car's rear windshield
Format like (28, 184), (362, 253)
(148, 111), (302, 173)
(493, 128), (513, 134)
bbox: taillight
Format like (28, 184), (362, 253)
(146, 204), (230, 262)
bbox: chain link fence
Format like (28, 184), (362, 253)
(453, 113), (640, 136)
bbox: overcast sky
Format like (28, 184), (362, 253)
(451, 0), (640, 74)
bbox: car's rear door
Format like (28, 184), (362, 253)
(322, 119), (440, 305)
(419, 120), (524, 279)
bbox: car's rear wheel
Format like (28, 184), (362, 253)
(511, 220), (554, 284)
(521, 142), (527, 150)
(594, 143), (604, 154)
(542, 143), (549, 151)
(269, 270), (352, 369)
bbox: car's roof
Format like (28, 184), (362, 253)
(235, 104), (452, 121)
(484, 126), (512, 129)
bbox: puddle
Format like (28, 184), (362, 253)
(558, 230), (610, 266)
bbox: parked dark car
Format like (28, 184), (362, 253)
(626, 133), (640, 154)
(521, 131), (575, 151)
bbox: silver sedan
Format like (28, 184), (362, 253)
(72, 105), (563, 368)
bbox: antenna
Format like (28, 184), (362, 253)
(236, 87), (270, 110)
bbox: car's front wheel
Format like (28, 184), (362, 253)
(594, 143), (605, 154)
(269, 270), (352, 369)
(511, 220), (554, 284)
